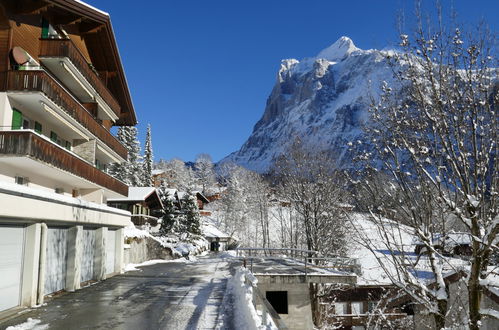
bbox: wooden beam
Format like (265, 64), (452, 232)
(12, 2), (54, 15)
(79, 23), (104, 35)
(53, 15), (82, 26)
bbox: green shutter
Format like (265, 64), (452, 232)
(65, 141), (71, 150)
(12, 108), (23, 130)
(34, 121), (42, 134)
(41, 18), (49, 39)
(50, 131), (57, 142)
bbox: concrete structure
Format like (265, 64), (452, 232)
(243, 256), (357, 330)
(0, 0), (136, 316)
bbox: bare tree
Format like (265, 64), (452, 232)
(357, 11), (498, 328)
(194, 153), (216, 195)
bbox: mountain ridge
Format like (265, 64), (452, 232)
(221, 37), (399, 172)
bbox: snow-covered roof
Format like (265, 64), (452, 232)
(75, 0), (109, 16)
(203, 222), (231, 239)
(152, 169), (165, 175)
(108, 187), (157, 202)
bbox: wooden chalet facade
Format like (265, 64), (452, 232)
(0, 0), (136, 315)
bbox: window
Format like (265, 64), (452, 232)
(11, 108), (22, 130)
(50, 131), (58, 143)
(334, 302), (348, 315)
(65, 141), (71, 151)
(15, 176), (29, 186)
(351, 302), (364, 315)
(34, 121), (42, 134)
(265, 291), (288, 314)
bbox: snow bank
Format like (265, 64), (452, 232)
(226, 267), (277, 330)
(6, 318), (48, 330)
(124, 224), (208, 258)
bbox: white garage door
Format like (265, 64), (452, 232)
(80, 228), (95, 283)
(0, 226), (24, 312)
(106, 230), (116, 274)
(44, 227), (68, 294)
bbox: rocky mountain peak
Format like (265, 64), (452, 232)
(316, 36), (360, 61)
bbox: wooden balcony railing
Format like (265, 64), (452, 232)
(39, 38), (121, 117)
(4, 70), (127, 160)
(0, 131), (128, 196)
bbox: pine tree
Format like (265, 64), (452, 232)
(182, 193), (201, 235)
(107, 126), (143, 186)
(142, 124), (153, 187)
(158, 182), (178, 235)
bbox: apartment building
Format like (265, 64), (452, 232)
(0, 0), (137, 314)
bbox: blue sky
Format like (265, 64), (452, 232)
(84, 0), (498, 162)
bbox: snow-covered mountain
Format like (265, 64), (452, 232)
(222, 37), (398, 172)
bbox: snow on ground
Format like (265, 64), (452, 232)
(124, 258), (190, 272)
(5, 318), (48, 330)
(124, 224), (208, 258)
(348, 213), (470, 285)
(224, 267), (277, 330)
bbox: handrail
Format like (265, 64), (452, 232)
(4, 70), (127, 160)
(39, 38), (121, 117)
(0, 130), (128, 196)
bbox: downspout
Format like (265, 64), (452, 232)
(37, 222), (47, 305)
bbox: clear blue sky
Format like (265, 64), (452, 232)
(84, 0), (498, 162)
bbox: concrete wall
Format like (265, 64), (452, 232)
(0, 186), (130, 315)
(124, 236), (174, 265)
(256, 281), (314, 330)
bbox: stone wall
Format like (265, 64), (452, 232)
(124, 236), (174, 265)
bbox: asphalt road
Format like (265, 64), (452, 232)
(0, 254), (236, 330)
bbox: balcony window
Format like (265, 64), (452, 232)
(35, 121), (42, 134)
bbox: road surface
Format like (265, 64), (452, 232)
(0, 254), (235, 330)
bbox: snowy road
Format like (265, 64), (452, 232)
(1, 254), (236, 330)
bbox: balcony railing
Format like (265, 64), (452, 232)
(0, 131), (128, 196)
(4, 70), (127, 160)
(39, 38), (121, 117)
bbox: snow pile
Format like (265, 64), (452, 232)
(226, 267), (277, 330)
(6, 318), (48, 330)
(124, 224), (150, 239)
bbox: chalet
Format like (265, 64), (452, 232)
(177, 190), (210, 210)
(108, 187), (163, 227)
(0, 0), (136, 315)
(152, 168), (166, 187)
(319, 284), (408, 329)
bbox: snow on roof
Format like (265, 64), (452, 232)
(74, 0), (110, 16)
(74, 0), (109, 16)
(203, 222), (230, 239)
(152, 169), (165, 175)
(349, 213), (469, 285)
(108, 187), (157, 202)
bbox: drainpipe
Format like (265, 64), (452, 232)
(37, 222), (48, 305)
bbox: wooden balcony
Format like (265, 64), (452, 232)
(4, 70), (127, 160)
(0, 131), (128, 196)
(39, 38), (121, 117)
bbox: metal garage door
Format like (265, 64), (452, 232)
(80, 228), (95, 283)
(0, 226), (24, 312)
(106, 230), (116, 274)
(44, 227), (68, 294)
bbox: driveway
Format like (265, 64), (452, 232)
(0, 254), (235, 330)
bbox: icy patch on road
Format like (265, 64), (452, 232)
(125, 258), (189, 272)
(6, 318), (49, 330)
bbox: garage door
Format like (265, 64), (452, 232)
(0, 226), (25, 312)
(80, 228), (95, 283)
(44, 227), (68, 294)
(106, 230), (116, 274)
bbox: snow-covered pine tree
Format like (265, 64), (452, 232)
(142, 124), (154, 187)
(107, 126), (131, 184)
(158, 182), (177, 235)
(182, 193), (201, 235)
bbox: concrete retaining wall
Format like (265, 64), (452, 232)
(124, 237), (174, 265)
